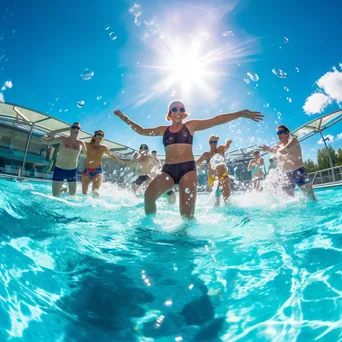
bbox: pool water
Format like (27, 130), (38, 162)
(0, 178), (341, 341)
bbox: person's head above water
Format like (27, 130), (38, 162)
(209, 135), (219, 149)
(253, 150), (260, 158)
(276, 125), (290, 144)
(70, 122), (81, 138)
(166, 100), (189, 122)
(151, 150), (157, 156)
(91, 130), (105, 144)
(139, 143), (149, 155)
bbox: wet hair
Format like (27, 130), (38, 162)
(209, 135), (219, 141)
(152, 150), (157, 154)
(91, 130), (104, 143)
(277, 125), (290, 134)
(72, 122), (80, 127)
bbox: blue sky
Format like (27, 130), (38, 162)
(1, 0), (342, 162)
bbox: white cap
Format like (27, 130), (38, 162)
(168, 100), (186, 111)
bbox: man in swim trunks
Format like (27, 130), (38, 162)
(260, 125), (317, 200)
(82, 130), (125, 196)
(123, 144), (156, 195)
(40, 122), (86, 196)
(196, 136), (233, 205)
(247, 150), (264, 191)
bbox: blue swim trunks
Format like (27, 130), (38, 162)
(83, 168), (103, 180)
(284, 167), (310, 189)
(53, 167), (77, 182)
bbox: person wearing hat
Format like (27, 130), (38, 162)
(247, 150), (265, 191)
(114, 101), (263, 219)
(196, 135), (233, 205)
(82, 130), (124, 196)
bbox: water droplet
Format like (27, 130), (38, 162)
(263, 103), (270, 108)
(166, 177), (169, 180)
(185, 188), (190, 194)
(77, 101), (84, 108)
(147, 115), (151, 118)
(244, 78), (250, 84)
(272, 68), (287, 78)
(247, 72), (259, 82)
(295, 67), (300, 73)
(284, 37), (289, 43)
(109, 32), (117, 40)
(64, 109), (68, 112)
(286, 97), (292, 103)
(105, 25), (110, 31)
(284, 87), (289, 92)
(104, 101), (107, 105)
(222, 30), (233, 37)
(96, 96), (102, 100)
(210, 154), (225, 170)
(171, 90), (176, 97)
(198, 144), (202, 150)
(165, 300), (172, 306)
(80, 69), (94, 81)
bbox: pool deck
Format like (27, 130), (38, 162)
(313, 181), (342, 189)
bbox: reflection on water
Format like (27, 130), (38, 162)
(0, 179), (342, 341)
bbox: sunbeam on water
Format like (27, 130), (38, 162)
(0, 178), (342, 341)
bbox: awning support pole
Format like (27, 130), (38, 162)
(319, 131), (335, 182)
(20, 123), (35, 177)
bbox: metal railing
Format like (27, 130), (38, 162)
(309, 165), (342, 185)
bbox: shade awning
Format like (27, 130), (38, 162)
(0, 102), (136, 157)
(292, 109), (342, 142)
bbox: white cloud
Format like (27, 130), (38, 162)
(318, 134), (334, 144)
(0, 93), (4, 103)
(303, 93), (332, 115)
(337, 133), (342, 140)
(316, 68), (342, 103)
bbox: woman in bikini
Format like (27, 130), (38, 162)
(114, 101), (263, 219)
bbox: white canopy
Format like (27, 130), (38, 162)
(0, 102), (136, 157)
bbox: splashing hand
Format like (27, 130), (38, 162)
(239, 110), (263, 122)
(259, 145), (270, 152)
(114, 109), (127, 121)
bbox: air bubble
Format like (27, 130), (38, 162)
(185, 188), (190, 194)
(286, 97), (292, 103)
(284, 37), (289, 43)
(222, 31), (233, 37)
(272, 68), (287, 78)
(77, 101), (84, 108)
(80, 69), (94, 81)
(96, 96), (102, 100)
(284, 87), (289, 92)
(295, 67), (300, 73)
(109, 32), (117, 40)
(247, 72), (259, 82)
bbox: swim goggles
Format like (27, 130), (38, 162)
(71, 125), (80, 130)
(140, 144), (149, 150)
(277, 130), (286, 135)
(95, 132), (104, 137)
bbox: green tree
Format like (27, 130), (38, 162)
(316, 146), (338, 170)
(304, 159), (318, 173)
(336, 148), (342, 166)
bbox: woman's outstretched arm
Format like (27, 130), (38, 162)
(187, 110), (263, 133)
(114, 109), (166, 136)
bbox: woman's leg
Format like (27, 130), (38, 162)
(144, 172), (175, 215)
(82, 174), (92, 195)
(178, 171), (198, 219)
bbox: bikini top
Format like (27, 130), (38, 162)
(163, 124), (193, 147)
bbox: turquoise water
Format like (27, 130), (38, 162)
(0, 178), (342, 341)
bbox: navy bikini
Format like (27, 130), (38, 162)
(162, 125), (196, 184)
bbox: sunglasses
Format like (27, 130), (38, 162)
(209, 141), (218, 144)
(95, 133), (104, 137)
(253, 152), (260, 155)
(171, 107), (186, 113)
(71, 126), (80, 130)
(277, 130), (287, 135)
(140, 145), (148, 150)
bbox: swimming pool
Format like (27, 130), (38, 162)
(0, 178), (341, 341)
